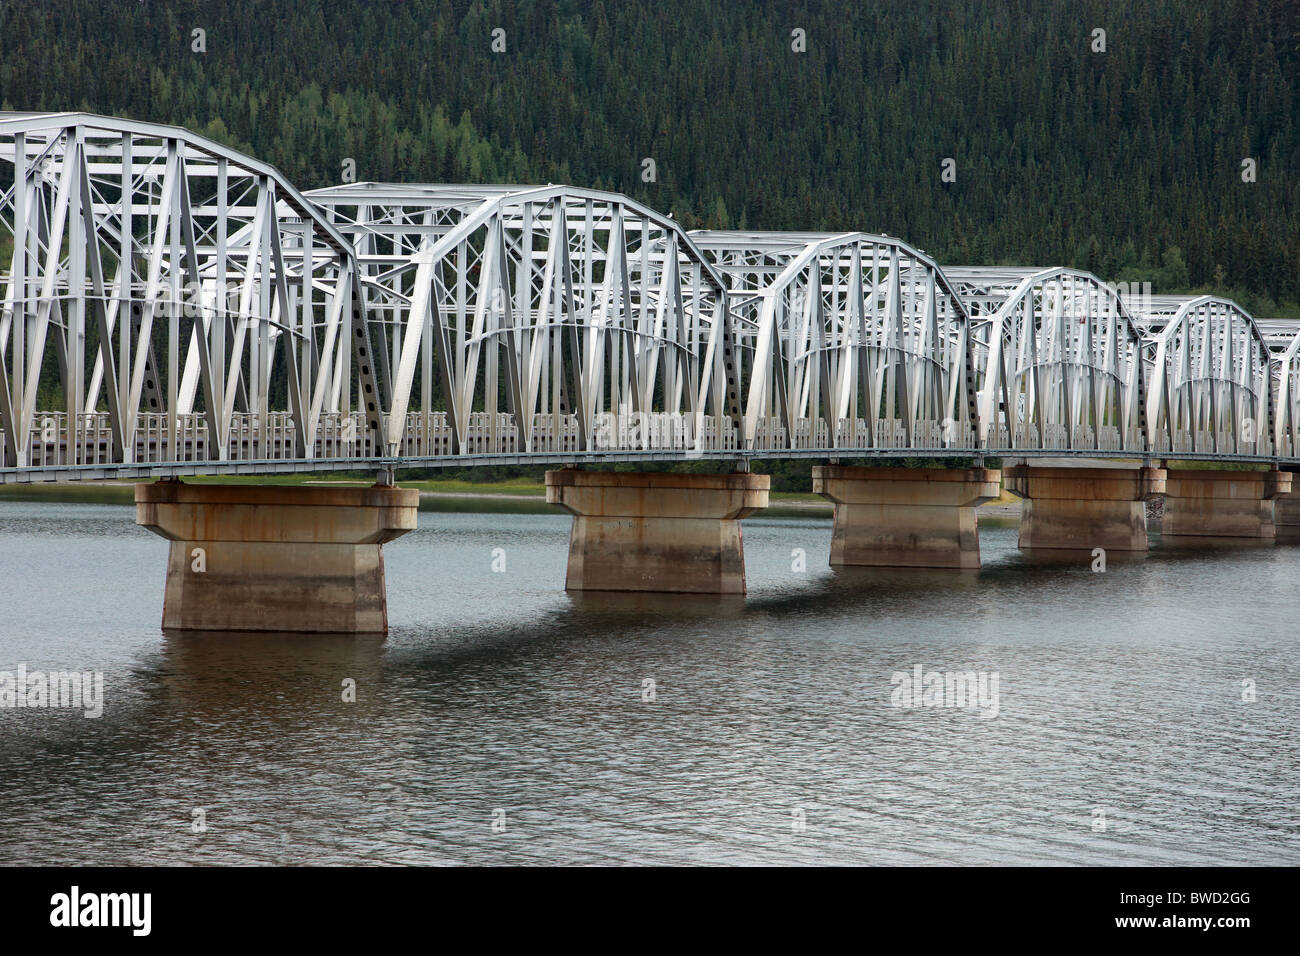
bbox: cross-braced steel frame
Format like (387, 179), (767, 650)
(691, 231), (977, 452)
(1129, 295), (1274, 456)
(308, 183), (740, 458)
(947, 267), (1149, 453)
(4, 112), (1300, 483)
(1261, 318), (1300, 457)
(0, 112), (383, 472)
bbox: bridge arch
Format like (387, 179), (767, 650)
(0, 111), (377, 470)
(1133, 295), (1273, 456)
(308, 184), (739, 456)
(946, 267), (1148, 452)
(690, 231), (977, 451)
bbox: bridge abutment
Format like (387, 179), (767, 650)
(545, 470), (769, 593)
(811, 466), (1001, 568)
(135, 481), (419, 633)
(1005, 464), (1166, 551)
(1160, 469), (1290, 539)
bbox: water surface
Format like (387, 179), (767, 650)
(0, 499), (1295, 865)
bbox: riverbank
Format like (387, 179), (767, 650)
(0, 474), (1026, 518)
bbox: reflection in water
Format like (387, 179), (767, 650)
(0, 498), (1296, 865)
(1150, 534), (1277, 551)
(158, 631), (388, 716)
(1016, 547), (1148, 568)
(563, 590), (749, 619)
(825, 564), (984, 593)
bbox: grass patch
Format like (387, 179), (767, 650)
(1164, 459), (1272, 472)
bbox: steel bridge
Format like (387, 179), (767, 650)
(3, 113), (1299, 485)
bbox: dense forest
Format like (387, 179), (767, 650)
(1, 0), (1297, 317)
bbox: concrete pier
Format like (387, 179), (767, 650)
(545, 470), (769, 593)
(1160, 469), (1291, 539)
(135, 481), (419, 633)
(1276, 479), (1300, 543)
(811, 466), (1001, 568)
(1005, 463), (1166, 551)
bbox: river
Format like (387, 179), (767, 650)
(0, 496), (1296, 865)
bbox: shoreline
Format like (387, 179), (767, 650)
(0, 478), (1027, 517)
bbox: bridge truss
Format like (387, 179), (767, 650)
(0, 112), (382, 474)
(307, 183), (740, 459)
(1129, 295), (1274, 457)
(692, 231), (978, 452)
(946, 267), (1150, 453)
(1260, 317), (1300, 457)
(2, 112), (1299, 483)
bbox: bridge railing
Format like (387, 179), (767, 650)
(7, 411), (1285, 468)
(9, 411), (385, 467)
(14, 412), (117, 468)
(8, 409), (752, 466)
(1148, 430), (1271, 457)
(9, 411), (977, 463)
(980, 424), (1143, 452)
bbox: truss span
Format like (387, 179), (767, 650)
(0, 112), (384, 472)
(691, 231), (977, 452)
(1130, 295), (1274, 457)
(947, 267), (1149, 453)
(308, 183), (740, 458)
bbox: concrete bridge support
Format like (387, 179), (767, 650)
(1160, 469), (1291, 540)
(1005, 464), (1166, 551)
(811, 466), (1001, 568)
(1275, 475), (1300, 543)
(545, 470), (769, 593)
(135, 481), (419, 633)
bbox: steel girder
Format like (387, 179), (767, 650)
(1129, 295), (1273, 456)
(307, 183), (740, 456)
(946, 267), (1148, 452)
(0, 112), (382, 469)
(691, 231), (978, 451)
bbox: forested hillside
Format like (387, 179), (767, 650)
(1, 0), (1297, 313)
